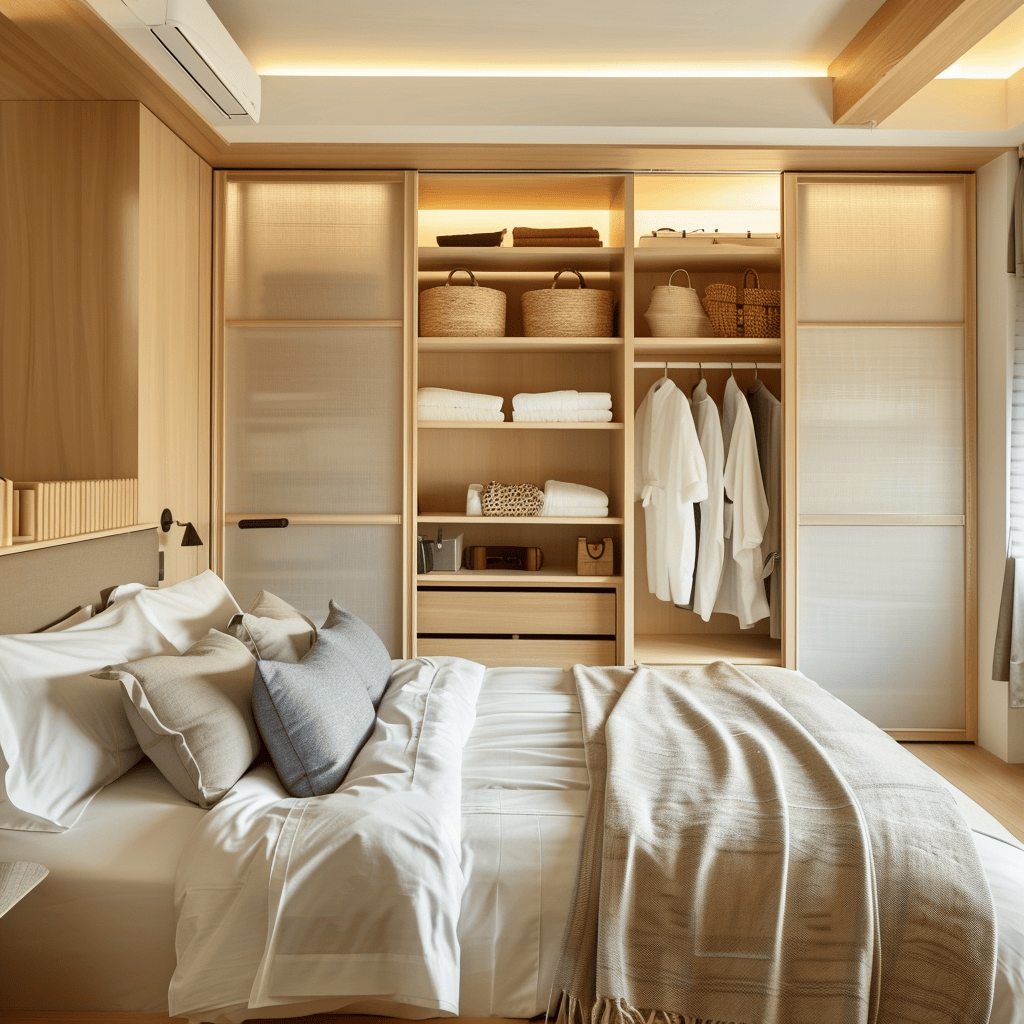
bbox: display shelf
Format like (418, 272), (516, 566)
(418, 421), (622, 430)
(634, 338), (782, 359)
(226, 319), (403, 329)
(417, 336), (622, 353)
(0, 522), (158, 557)
(418, 567), (620, 587)
(418, 246), (623, 273)
(633, 633), (781, 666)
(418, 514), (624, 525)
(634, 246), (780, 273)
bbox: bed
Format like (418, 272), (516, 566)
(1, 535), (1022, 1024)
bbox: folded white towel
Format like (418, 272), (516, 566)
(466, 484), (483, 516)
(513, 409), (613, 423)
(418, 407), (505, 422)
(512, 390), (577, 412)
(579, 392), (613, 410)
(543, 479), (609, 509)
(418, 387), (503, 411)
(542, 505), (609, 518)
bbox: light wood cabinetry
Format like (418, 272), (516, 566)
(0, 101), (211, 584)
(414, 174), (627, 666)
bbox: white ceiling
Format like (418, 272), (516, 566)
(104, 0), (1024, 147)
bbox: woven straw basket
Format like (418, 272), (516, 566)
(521, 269), (614, 338)
(644, 269), (715, 338)
(701, 269), (781, 339)
(419, 269), (506, 337)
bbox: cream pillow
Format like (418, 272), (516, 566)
(224, 590), (316, 662)
(96, 629), (260, 808)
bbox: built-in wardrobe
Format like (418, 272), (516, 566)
(212, 169), (975, 742)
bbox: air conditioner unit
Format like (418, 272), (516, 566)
(86, 0), (261, 125)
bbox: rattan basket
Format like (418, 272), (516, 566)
(644, 269), (715, 338)
(419, 269), (506, 337)
(701, 269), (780, 339)
(521, 269), (614, 338)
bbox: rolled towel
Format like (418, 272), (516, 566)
(542, 505), (609, 518)
(513, 409), (613, 423)
(578, 392), (613, 411)
(543, 480), (609, 510)
(418, 387), (503, 411)
(466, 484), (483, 516)
(418, 407), (505, 422)
(512, 390), (578, 413)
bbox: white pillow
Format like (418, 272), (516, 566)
(41, 605), (94, 631)
(0, 599), (177, 832)
(114, 570), (242, 654)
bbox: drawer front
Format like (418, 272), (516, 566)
(417, 589), (615, 636)
(417, 637), (616, 668)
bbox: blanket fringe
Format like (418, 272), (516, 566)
(551, 991), (747, 1024)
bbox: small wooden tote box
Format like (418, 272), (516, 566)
(577, 536), (614, 575)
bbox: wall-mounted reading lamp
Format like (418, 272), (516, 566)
(161, 508), (203, 547)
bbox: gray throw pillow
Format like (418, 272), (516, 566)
(223, 590), (316, 662)
(321, 601), (392, 708)
(251, 602), (389, 797)
(96, 629), (260, 808)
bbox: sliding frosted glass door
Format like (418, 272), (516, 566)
(787, 175), (975, 737)
(216, 173), (410, 655)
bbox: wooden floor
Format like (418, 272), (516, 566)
(1, 745), (1021, 1024)
(904, 741), (1024, 843)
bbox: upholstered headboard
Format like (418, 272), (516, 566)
(0, 529), (160, 634)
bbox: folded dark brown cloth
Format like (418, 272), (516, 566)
(436, 229), (507, 247)
(513, 237), (604, 247)
(513, 226), (599, 238)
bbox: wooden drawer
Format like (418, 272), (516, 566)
(417, 637), (616, 668)
(417, 588), (615, 636)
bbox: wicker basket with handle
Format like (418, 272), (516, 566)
(701, 268), (780, 339)
(521, 269), (614, 338)
(419, 269), (506, 337)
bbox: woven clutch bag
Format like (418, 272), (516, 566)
(480, 481), (545, 517)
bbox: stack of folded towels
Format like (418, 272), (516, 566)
(418, 387), (504, 422)
(541, 480), (609, 517)
(512, 390), (613, 422)
(512, 227), (603, 248)
(465, 479), (609, 517)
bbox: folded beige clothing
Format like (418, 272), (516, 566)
(417, 387), (503, 410)
(513, 226), (600, 238)
(513, 238), (603, 247)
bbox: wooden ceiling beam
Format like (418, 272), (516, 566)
(830, 0), (1024, 126)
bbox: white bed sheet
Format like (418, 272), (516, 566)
(0, 758), (206, 1011)
(1, 661), (1022, 1023)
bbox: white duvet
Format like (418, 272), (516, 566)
(170, 659), (1024, 1024)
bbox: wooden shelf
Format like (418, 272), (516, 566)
(0, 522), (157, 557)
(634, 632), (781, 666)
(634, 246), (781, 272)
(418, 421), (622, 430)
(417, 336), (621, 353)
(419, 246), (622, 273)
(418, 567), (620, 587)
(634, 338), (782, 359)
(226, 319), (403, 329)
(418, 514), (623, 525)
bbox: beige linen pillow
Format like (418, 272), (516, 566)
(94, 629), (260, 808)
(224, 590), (316, 662)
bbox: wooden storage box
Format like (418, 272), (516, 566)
(577, 537), (614, 576)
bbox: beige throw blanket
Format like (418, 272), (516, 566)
(550, 663), (996, 1024)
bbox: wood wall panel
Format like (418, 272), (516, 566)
(137, 106), (211, 585)
(0, 100), (139, 482)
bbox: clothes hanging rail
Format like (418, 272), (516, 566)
(634, 361), (781, 370)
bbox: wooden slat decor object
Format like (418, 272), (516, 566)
(829, 0), (1024, 126)
(9, 479), (137, 543)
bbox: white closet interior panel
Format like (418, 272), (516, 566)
(224, 326), (403, 514)
(225, 525), (403, 655)
(796, 178), (965, 323)
(797, 327), (965, 515)
(797, 525), (966, 730)
(223, 179), (404, 320)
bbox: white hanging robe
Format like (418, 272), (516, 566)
(748, 379), (782, 639)
(713, 375), (770, 628)
(691, 378), (726, 621)
(634, 378), (708, 605)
